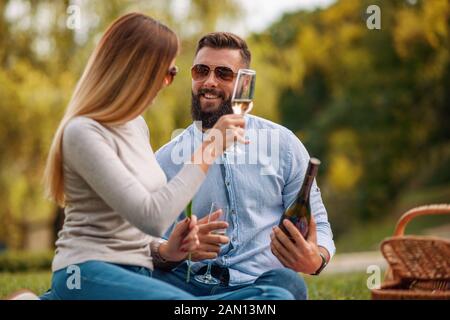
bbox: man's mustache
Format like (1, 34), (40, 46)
(197, 88), (226, 100)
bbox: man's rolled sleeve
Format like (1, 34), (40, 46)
(282, 131), (336, 259)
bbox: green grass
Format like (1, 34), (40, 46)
(305, 272), (370, 300)
(0, 271), (52, 299)
(0, 271), (370, 300)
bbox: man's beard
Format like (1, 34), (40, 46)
(191, 88), (233, 129)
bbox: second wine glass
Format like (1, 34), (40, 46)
(194, 202), (229, 285)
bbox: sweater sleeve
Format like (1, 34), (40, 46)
(62, 118), (205, 237)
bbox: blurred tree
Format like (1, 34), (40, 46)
(251, 0), (449, 235)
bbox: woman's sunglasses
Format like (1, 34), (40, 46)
(166, 66), (179, 85)
(191, 64), (237, 82)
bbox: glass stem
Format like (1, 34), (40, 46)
(205, 262), (213, 278)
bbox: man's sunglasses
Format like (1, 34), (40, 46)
(191, 64), (237, 82)
(166, 66), (179, 85)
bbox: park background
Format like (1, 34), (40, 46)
(0, 0), (448, 299)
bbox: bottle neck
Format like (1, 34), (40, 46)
(296, 174), (314, 204)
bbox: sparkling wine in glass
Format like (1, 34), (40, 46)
(231, 69), (256, 115)
(230, 69), (256, 154)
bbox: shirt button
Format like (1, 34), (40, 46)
(231, 209), (235, 214)
(226, 181), (230, 186)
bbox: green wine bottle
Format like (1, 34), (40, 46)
(279, 157), (321, 239)
(185, 200), (193, 283)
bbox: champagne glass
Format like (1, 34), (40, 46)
(194, 203), (229, 285)
(230, 69), (256, 154)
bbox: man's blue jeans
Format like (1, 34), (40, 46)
(39, 260), (294, 300)
(152, 263), (308, 300)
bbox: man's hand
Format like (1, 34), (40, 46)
(270, 215), (327, 274)
(159, 215), (200, 262)
(191, 209), (230, 261)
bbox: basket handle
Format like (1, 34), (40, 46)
(393, 204), (450, 237)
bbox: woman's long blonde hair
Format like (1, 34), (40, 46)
(44, 13), (179, 206)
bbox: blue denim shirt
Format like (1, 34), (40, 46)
(156, 115), (335, 285)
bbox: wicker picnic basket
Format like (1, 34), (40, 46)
(371, 204), (450, 300)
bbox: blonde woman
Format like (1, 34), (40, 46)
(23, 13), (293, 300)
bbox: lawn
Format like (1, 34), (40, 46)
(304, 272), (371, 300)
(0, 271), (52, 299)
(0, 271), (371, 300)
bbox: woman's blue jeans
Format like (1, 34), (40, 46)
(39, 260), (294, 300)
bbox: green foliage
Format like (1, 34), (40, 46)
(0, 251), (53, 273)
(250, 0), (450, 237)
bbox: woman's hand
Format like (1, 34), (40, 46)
(192, 114), (247, 172)
(210, 114), (247, 151)
(159, 215), (200, 262)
